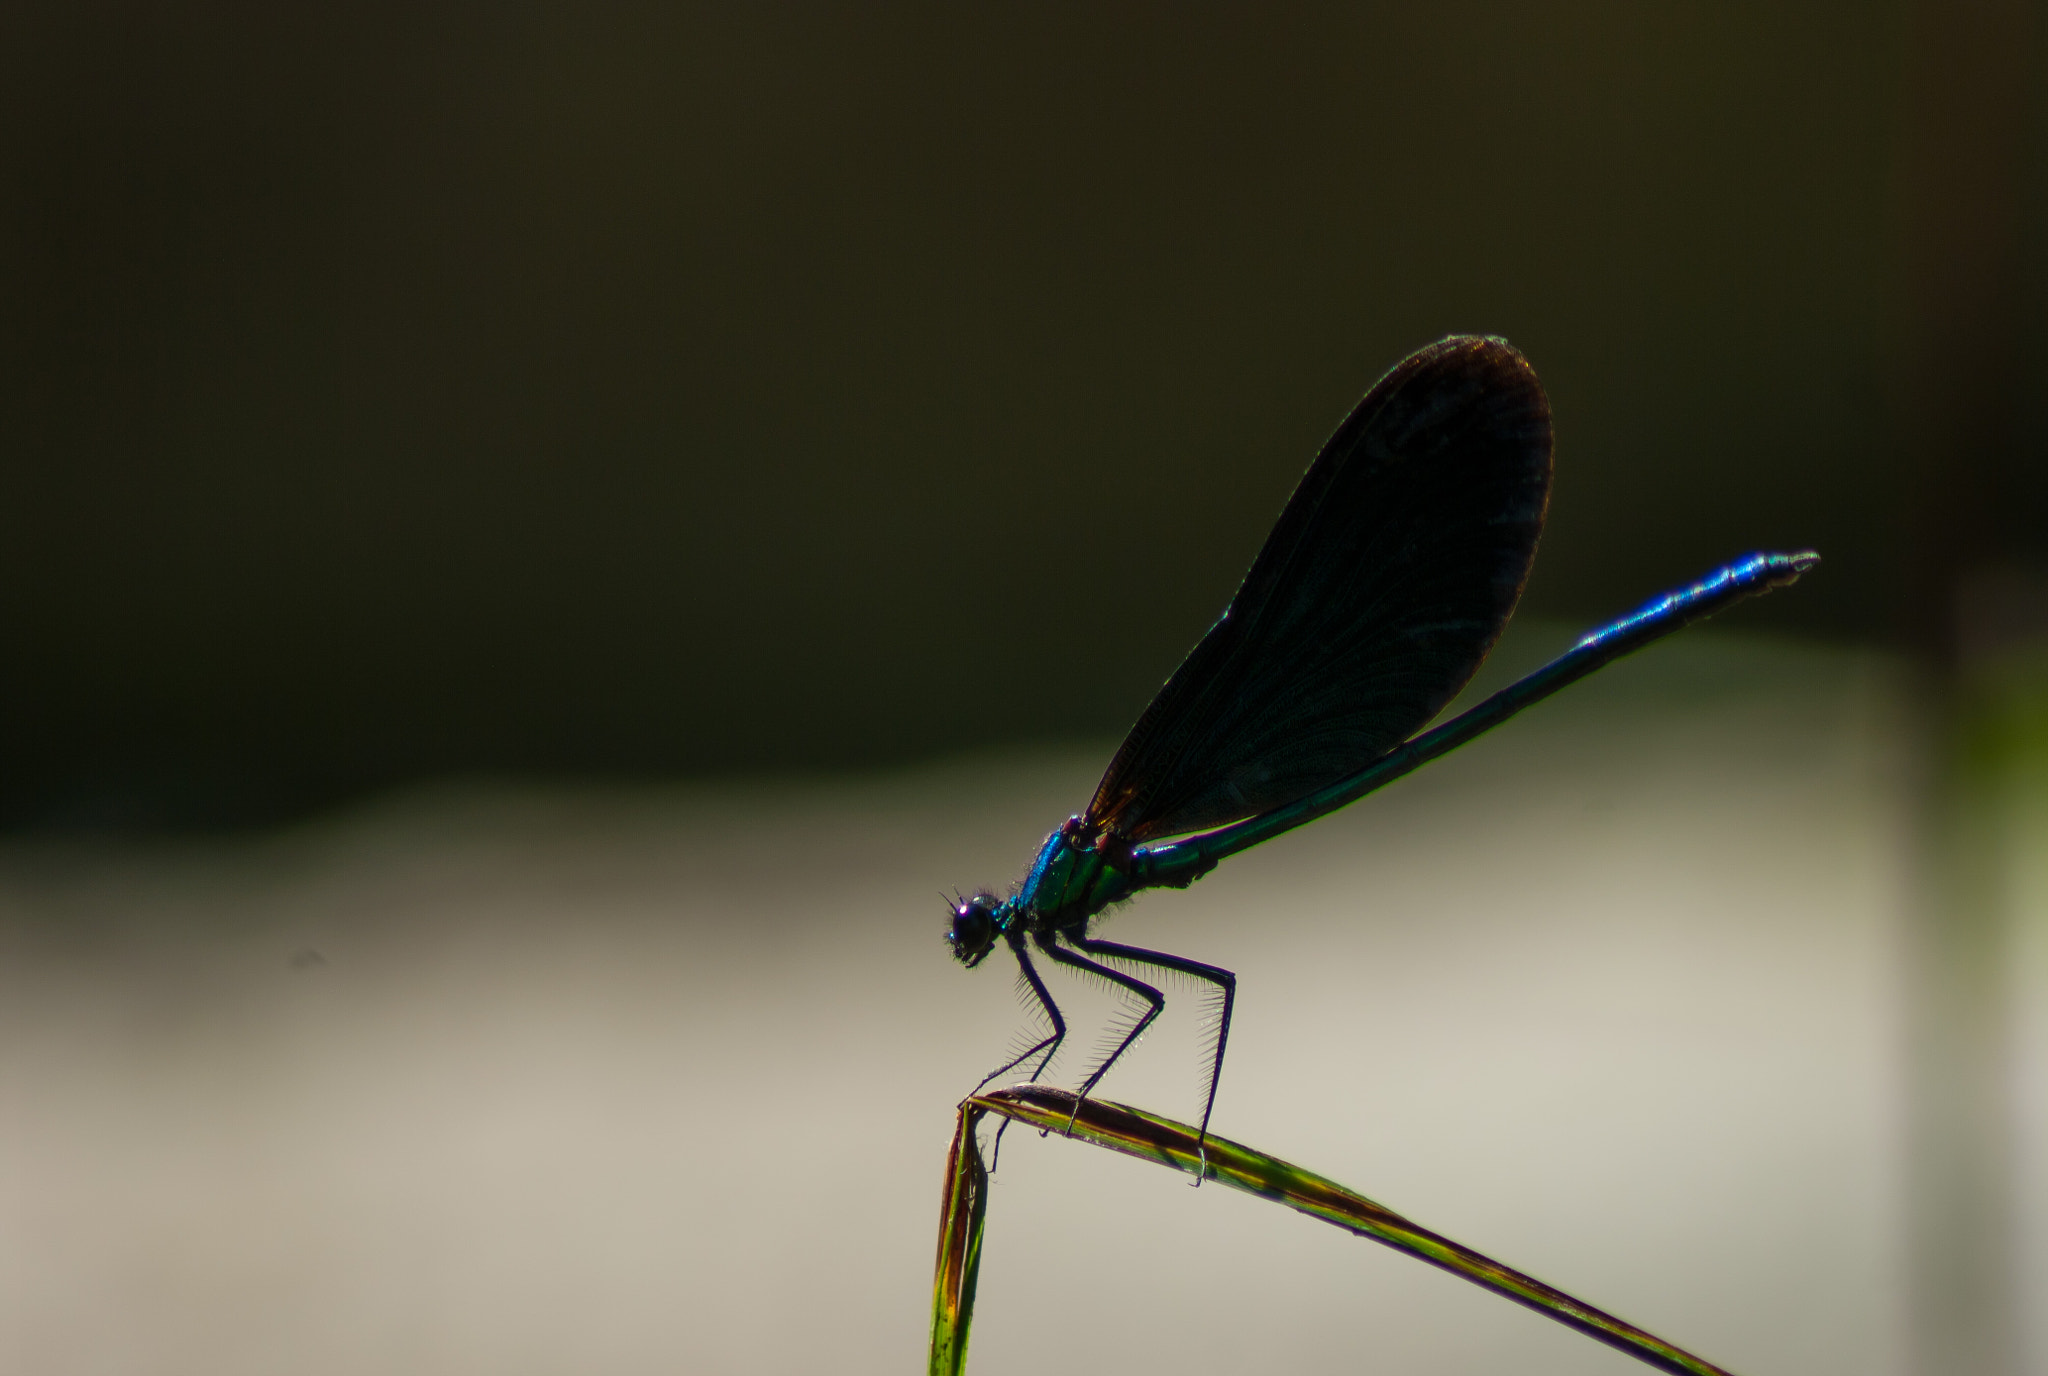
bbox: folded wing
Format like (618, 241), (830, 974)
(1085, 336), (1553, 843)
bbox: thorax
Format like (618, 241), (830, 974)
(1010, 816), (1136, 934)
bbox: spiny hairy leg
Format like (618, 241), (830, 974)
(1074, 935), (1235, 1182)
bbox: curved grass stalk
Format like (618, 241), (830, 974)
(929, 1086), (1740, 1376)
(928, 1101), (990, 1376)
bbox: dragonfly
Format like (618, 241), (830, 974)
(945, 335), (1818, 1164)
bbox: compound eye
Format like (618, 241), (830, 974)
(947, 897), (997, 966)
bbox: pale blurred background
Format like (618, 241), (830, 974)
(0, 636), (1936, 1376)
(3, 4), (2046, 1375)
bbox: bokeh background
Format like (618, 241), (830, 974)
(2, 4), (2044, 1375)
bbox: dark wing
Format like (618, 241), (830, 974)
(1085, 336), (1552, 843)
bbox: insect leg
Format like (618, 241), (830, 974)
(1073, 935), (1235, 1180)
(973, 923), (1066, 1092)
(1034, 929), (1166, 1111)
(977, 925), (1069, 1171)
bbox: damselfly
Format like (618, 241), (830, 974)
(946, 335), (1816, 1161)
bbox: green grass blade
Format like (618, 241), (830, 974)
(928, 1101), (991, 1376)
(972, 1085), (1738, 1376)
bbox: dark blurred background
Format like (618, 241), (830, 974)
(6, 0), (2039, 829)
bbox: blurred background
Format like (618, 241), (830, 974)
(1, 3), (2043, 1374)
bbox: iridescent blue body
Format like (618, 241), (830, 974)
(968, 546), (1814, 937)
(946, 336), (1817, 1165)
(965, 548), (1816, 952)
